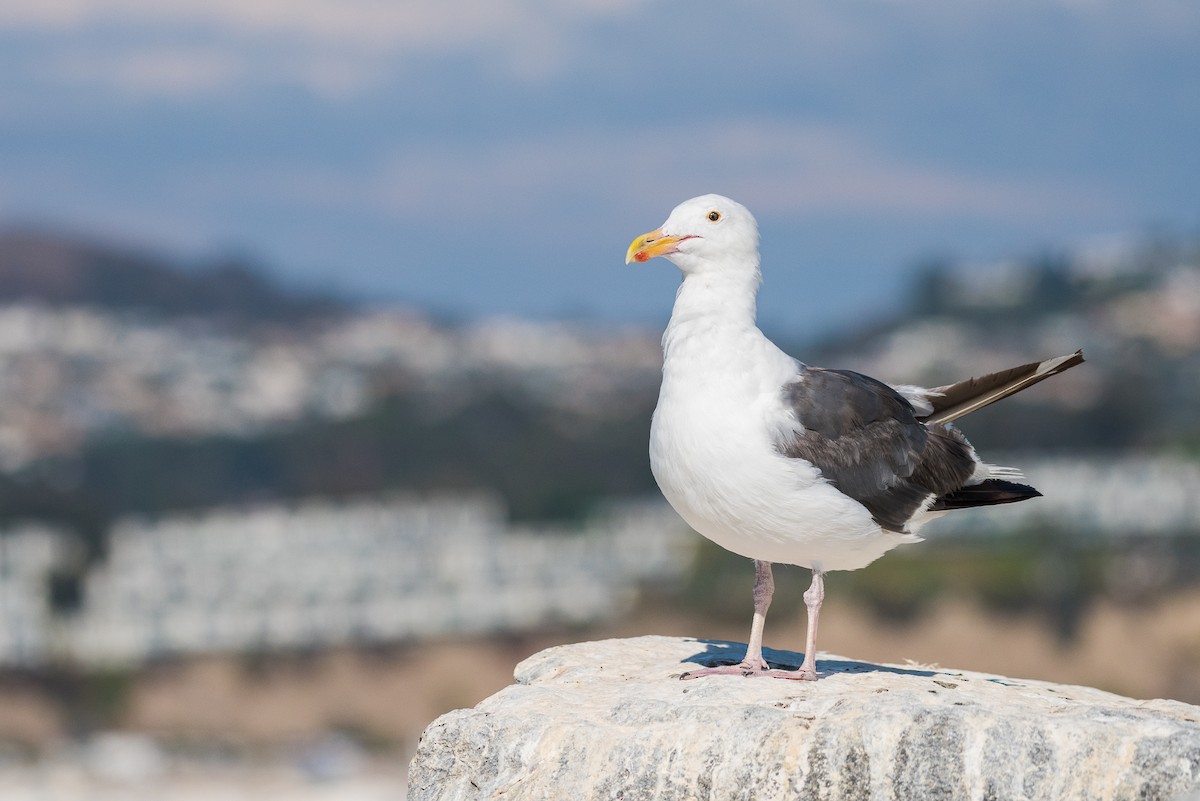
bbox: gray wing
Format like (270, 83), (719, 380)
(777, 367), (976, 532)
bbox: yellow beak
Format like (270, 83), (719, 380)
(625, 229), (691, 264)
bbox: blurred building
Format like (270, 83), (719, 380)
(945, 456), (1200, 539)
(0, 304), (662, 471)
(0, 494), (689, 667)
(0, 455), (1197, 668)
(0, 524), (74, 666)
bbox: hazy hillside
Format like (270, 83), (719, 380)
(0, 228), (346, 324)
(0, 227), (1196, 545)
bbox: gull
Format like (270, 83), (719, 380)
(626, 194), (1084, 680)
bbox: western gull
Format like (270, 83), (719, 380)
(625, 194), (1084, 680)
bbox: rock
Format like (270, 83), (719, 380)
(408, 636), (1200, 801)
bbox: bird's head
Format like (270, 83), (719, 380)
(626, 194), (760, 278)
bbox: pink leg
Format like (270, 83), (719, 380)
(795, 567), (825, 680)
(682, 560), (775, 678)
(742, 559), (774, 669)
(683, 560), (828, 680)
(682, 564), (826, 681)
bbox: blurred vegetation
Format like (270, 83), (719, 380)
(0, 227), (1198, 594)
(674, 530), (1200, 643)
(32, 665), (137, 733)
(46, 386), (657, 523)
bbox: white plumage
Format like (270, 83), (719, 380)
(626, 194), (1083, 680)
(652, 288), (917, 573)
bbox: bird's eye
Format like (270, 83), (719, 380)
(707, 210), (721, 222)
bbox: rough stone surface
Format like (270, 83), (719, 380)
(408, 636), (1200, 801)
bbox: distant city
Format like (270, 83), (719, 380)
(0, 227), (1196, 668)
(0, 302), (661, 471)
(0, 494), (689, 667)
(0, 452), (1196, 667)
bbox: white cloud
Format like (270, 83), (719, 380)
(48, 47), (242, 97)
(162, 117), (1119, 255)
(364, 120), (1120, 228)
(0, 0), (515, 45)
(3, 0), (652, 98)
(1, 95), (1122, 243)
(40, 41), (398, 100)
(7, 0), (1197, 102)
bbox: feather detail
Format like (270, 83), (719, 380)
(930, 479), (1041, 511)
(921, 350), (1084, 425)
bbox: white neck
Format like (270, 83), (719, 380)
(671, 268), (760, 325)
(662, 268), (761, 359)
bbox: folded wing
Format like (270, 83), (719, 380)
(774, 351), (1084, 533)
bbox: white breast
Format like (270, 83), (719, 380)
(649, 326), (913, 572)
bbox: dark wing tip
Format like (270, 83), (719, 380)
(931, 479), (1042, 511)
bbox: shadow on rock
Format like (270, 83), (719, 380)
(682, 639), (939, 678)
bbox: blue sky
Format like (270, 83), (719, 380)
(1, 1), (1197, 336)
